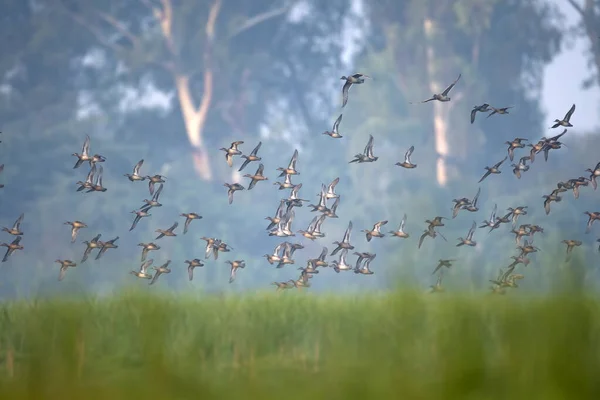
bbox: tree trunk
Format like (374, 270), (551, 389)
(174, 73), (213, 181)
(157, 0), (222, 181)
(423, 18), (449, 187)
(63, 0), (223, 181)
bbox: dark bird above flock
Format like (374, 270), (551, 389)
(0, 70), (596, 295)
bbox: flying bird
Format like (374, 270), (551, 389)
(341, 73), (370, 108)
(479, 157), (507, 183)
(471, 104), (491, 123)
(411, 74), (461, 103)
(349, 135), (378, 163)
(238, 142), (262, 172)
(487, 106), (513, 118)
(220, 141), (244, 167)
(180, 213), (202, 234)
(395, 146), (417, 169)
(125, 159), (146, 182)
(323, 114), (343, 138)
(551, 104), (576, 129)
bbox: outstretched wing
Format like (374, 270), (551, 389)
(82, 135), (91, 156)
(441, 74), (461, 96)
(564, 103), (576, 122)
(494, 156), (508, 169)
(342, 81), (352, 108)
(332, 114), (343, 132)
(250, 141), (262, 156)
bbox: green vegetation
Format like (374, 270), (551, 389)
(0, 289), (598, 399)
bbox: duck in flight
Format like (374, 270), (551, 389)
(349, 135), (378, 163)
(395, 146), (417, 169)
(238, 141), (262, 172)
(331, 221), (354, 256)
(277, 149), (300, 177)
(432, 259), (455, 275)
(505, 138), (528, 161)
(180, 213), (202, 234)
(550, 104), (575, 129)
(125, 159), (146, 182)
(411, 74), (461, 103)
(243, 163), (268, 190)
(341, 74), (370, 108)
(457, 221), (477, 247)
(389, 214), (409, 238)
(487, 106), (513, 118)
(72, 135), (106, 169)
(2, 213), (24, 236)
(323, 114), (343, 138)
(64, 220), (87, 243)
(224, 183), (245, 205)
(471, 103), (491, 123)
(220, 141), (244, 168)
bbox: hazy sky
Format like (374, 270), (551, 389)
(542, 0), (599, 133)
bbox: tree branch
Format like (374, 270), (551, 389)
(227, 4), (293, 40)
(59, 5), (126, 55)
(95, 10), (140, 48)
(158, 0), (177, 56)
(565, 0), (585, 17)
(168, 0), (221, 180)
(197, 0), (221, 126)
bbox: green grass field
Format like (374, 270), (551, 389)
(0, 290), (598, 399)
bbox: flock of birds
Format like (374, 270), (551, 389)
(0, 73), (599, 295)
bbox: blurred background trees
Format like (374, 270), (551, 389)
(0, 0), (599, 297)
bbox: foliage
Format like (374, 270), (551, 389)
(0, 290), (600, 398)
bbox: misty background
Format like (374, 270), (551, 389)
(1, 0), (600, 298)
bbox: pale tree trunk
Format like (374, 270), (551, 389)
(63, 0), (293, 181)
(423, 18), (449, 187)
(63, 0), (222, 181)
(152, 0), (221, 181)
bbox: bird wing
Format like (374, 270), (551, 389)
(288, 149), (298, 170)
(250, 141), (262, 156)
(332, 114), (343, 132)
(441, 74), (461, 96)
(400, 214), (407, 231)
(364, 135), (374, 156)
(342, 221), (353, 243)
(82, 135), (91, 156)
(405, 146), (414, 163)
(564, 103), (576, 122)
(467, 221), (476, 240)
(478, 170), (492, 183)
(133, 159), (144, 175)
(328, 177), (340, 192)
(13, 213), (24, 230)
(494, 156), (508, 169)
(85, 165), (97, 184)
(341, 81), (352, 108)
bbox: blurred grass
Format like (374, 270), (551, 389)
(0, 288), (599, 399)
